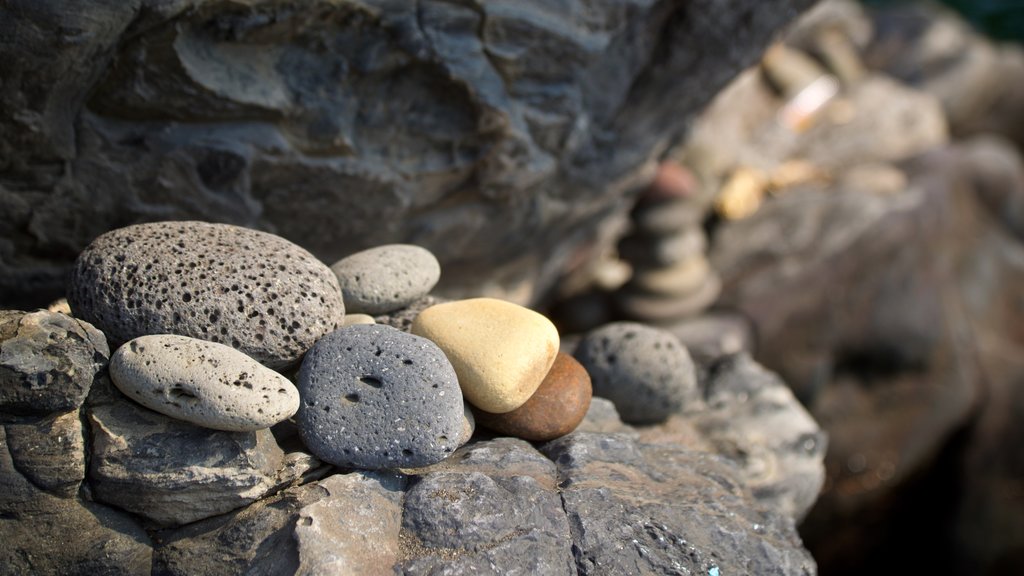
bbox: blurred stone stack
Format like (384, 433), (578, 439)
(613, 162), (721, 325)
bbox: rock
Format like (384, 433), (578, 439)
(0, 0), (814, 311)
(67, 221), (345, 369)
(87, 387), (315, 526)
(627, 256), (711, 297)
(0, 427), (153, 575)
(573, 322), (698, 424)
(631, 199), (706, 237)
(4, 410), (84, 497)
(374, 295), (450, 332)
(0, 310), (109, 420)
(541, 432), (816, 576)
(331, 244), (441, 315)
(110, 334), (300, 432)
(666, 312), (755, 364)
(474, 352), (592, 442)
(46, 298), (71, 315)
(296, 324), (465, 470)
(398, 438), (575, 575)
(459, 402), (476, 446)
(614, 275), (722, 323)
(412, 298), (560, 414)
(342, 313), (377, 326)
(618, 227), (707, 267)
(573, 398), (639, 438)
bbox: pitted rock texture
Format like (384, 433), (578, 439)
(331, 244), (441, 315)
(297, 324), (465, 470)
(0, 310), (109, 420)
(0, 0), (815, 310)
(68, 221), (345, 369)
(110, 335), (300, 432)
(574, 322), (698, 424)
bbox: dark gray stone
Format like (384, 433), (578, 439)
(618, 227), (707, 267)
(0, 0), (815, 310)
(331, 244), (441, 315)
(297, 324), (464, 470)
(68, 221), (345, 369)
(0, 310), (109, 420)
(5, 410), (85, 497)
(574, 322), (698, 424)
(375, 295), (451, 333)
(541, 432), (816, 576)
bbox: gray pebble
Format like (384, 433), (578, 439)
(68, 221), (345, 369)
(573, 322), (697, 424)
(110, 334), (300, 432)
(296, 324), (464, 470)
(331, 244), (440, 315)
(374, 295), (450, 332)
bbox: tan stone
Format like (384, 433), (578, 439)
(342, 313), (376, 326)
(411, 298), (559, 414)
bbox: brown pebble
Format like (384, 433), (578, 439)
(474, 352), (592, 442)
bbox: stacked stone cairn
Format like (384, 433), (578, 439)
(614, 161), (722, 324)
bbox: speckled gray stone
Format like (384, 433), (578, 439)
(110, 335), (300, 432)
(374, 295), (450, 333)
(296, 324), (464, 470)
(68, 221), (345, 369)
(573, 322), (698, 424)
(331, 244), (441, 315)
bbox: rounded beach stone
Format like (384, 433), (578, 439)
(631, 199), (706, 237)
(573, 322), (697, 424)
(331, 244), (441, 315)
(296, 324), (465, 470)
(342, 314), (377, 326)
(109, 334), (300, 432)
(618, 228), (707, 267)
(615, 275), (722, 323)
(411, 298), (560, 414)
(68, 221), (345, 369)
(628, 256), (712, 297)
(475, 352), (592, 442)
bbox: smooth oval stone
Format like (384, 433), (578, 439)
(573, 322), (697, 424)
(342, 314), (377, 326)
(110, 334), (300, 432)
(411, 298), (560, 414)
(331, 244), (441, 315)
(68, 221), (345, 369)
(628, 256), (711, 297)
(631, 198), (705, 237)
(618, 228), (707, 267)
(615, 275), (722, 323)
(475, 352), (592, 442)
(296, 324), (464, 470)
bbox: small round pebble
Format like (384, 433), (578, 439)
(296, 324), (465, 470)
(615, 275), (721, 323)
(331, 244), (441, 315)
(109, 334), (300, 432)
(412, 298), (560, 414)
(475, 352), (592, 442)
(628, 256), (711, 297)
(342, 314), (377, 326)
(573, 322), (697, 424)
(68, 221), (345, 369)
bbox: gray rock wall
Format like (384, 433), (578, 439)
(0, 0), (813, 308)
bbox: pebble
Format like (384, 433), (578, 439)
(375, 295), (450, 332)
(618, 228), (707, 267)
(615, 275), (722, 324)
(474, 352), (592, 442)
(631, 199), (706, 237)
(331, 244), (441, 315)
(412, 298), (560, 414)
(573, 322), (698, 424)
(68, 221), (345, 369)
(296, 324), (465, 470)
(109, 334), (300, 432)
(342, 314), (377, 326)
(628, 256), (712, 297)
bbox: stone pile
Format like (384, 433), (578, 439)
(614, 162), (721, 325)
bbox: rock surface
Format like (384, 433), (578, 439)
(297, 325), (465, 470)
(68, 221), (345, 369)
(332, 244), (441, 315)
(412, 298), (560, 414)
(0, 0), (815, 309)
(110, 334), (300, 432)
(4, 410), (85, 497)
(0, 310), (109, 420)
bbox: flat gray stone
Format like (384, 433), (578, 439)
(110, 334), (300, 431)
(574, 322), (699, 424)
(5, 410), (84, 497)
(332, 244), (441, 315)
(68, 221), (345, 369)
(375, 295), (451, 333)
(297, 324), (465, 470)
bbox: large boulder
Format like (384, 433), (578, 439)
(0, 0), (814, 308)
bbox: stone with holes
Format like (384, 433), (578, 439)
(331, 244), (441, 315)
(296, 324), (464, 470)
(110, 334), (300, 432)
(68, 221), (345, 369)
(574, 322), (698, 425)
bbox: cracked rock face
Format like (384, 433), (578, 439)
(0, 0), (813, 308)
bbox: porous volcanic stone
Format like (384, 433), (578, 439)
(0, 310), (109, 420)
(475, 352), (592, 442)
(67, 221), (345, 369)
(412, 298), (560, 414)
(574, 322), (697, 424)
(110, 334), (300, 432)
(331, 244), (441, 315)
(296, 324), (465, 470)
